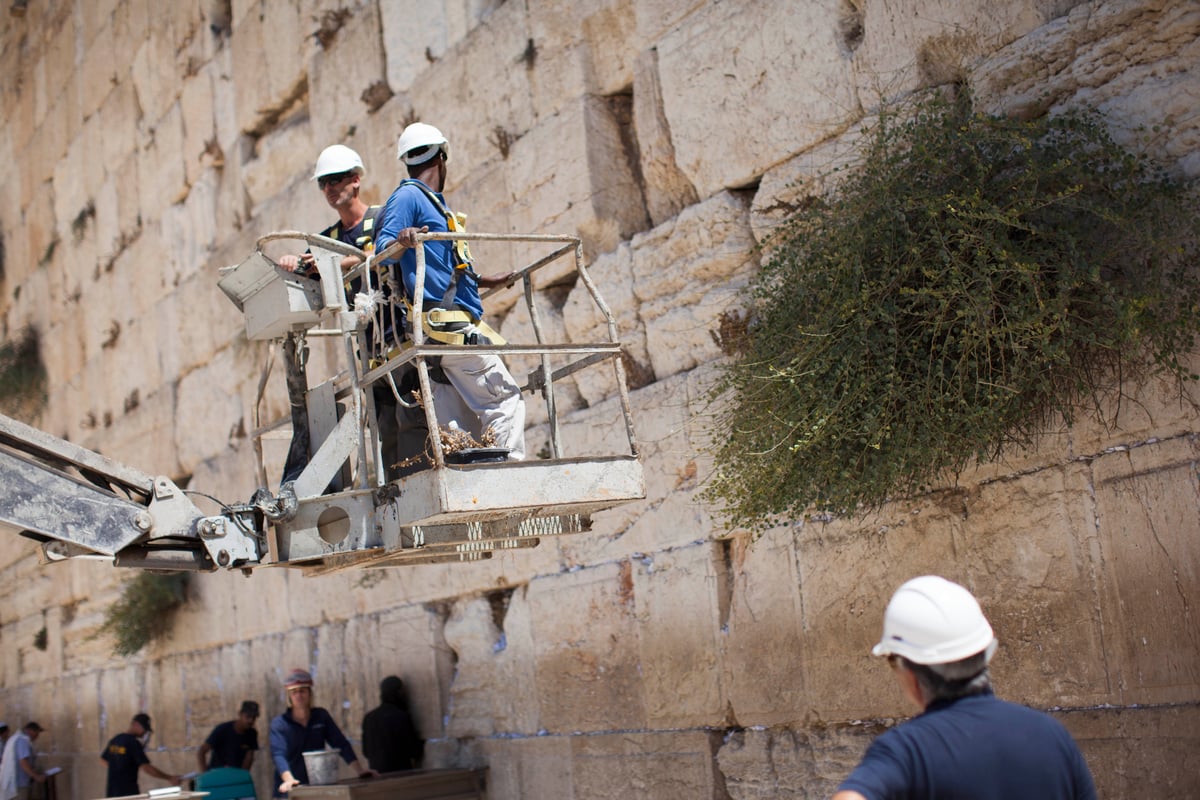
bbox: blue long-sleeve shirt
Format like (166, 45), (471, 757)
(374, 179), (484, 320)
(268, 707), (357, 796)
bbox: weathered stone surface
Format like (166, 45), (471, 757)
(308, 3), (388, 150)
(631, 191), (759, 383)
(380, 0), (502, 95)
(718, 725), (875, 800)
(570, 730), (722, 800)
(404, 0), (535, 172)
(633, 47), (700, 227)
(657, 0), (861, 199)
(973, 0), (1200, 176)
(721, 526), (810, 727)
(850, 0), (1078, 103)
(1065, 703), (1200, 798)
(1089, 437), (1200, 705)
(632, 544), (726, 728)
(475, 736), (575, 799)
(1, 2), (1199, 797)
(499, 96), (650, 265)
(528, 561), (646, 733)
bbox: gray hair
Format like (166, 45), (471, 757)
(901, 651), (992, 703)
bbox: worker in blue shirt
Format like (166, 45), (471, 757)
(269, 669), (376, 795)
(374, 122), (526, 461)
(834, 576), (1097, 800)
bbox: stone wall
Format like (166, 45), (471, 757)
(0, 0), (1197, 798)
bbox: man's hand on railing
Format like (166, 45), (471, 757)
(477, 271), (516, 289)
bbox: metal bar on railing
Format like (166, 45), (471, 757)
(574, 241), (639, 456)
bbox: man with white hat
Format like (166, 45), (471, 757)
(833, 575), (1096, 800)
(374, 122), (526, 462)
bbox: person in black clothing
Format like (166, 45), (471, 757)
(197, 700), (260, 772)
(361, 675), (424, 773)
(101, 713), (181, 798)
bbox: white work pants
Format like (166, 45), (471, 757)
(393, 353), (526, 463)
(439, 351), (526, 459)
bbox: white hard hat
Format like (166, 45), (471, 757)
(397, 122), (449, 165)
(312, 145), (365, 180)
(872, 575), (997, 665)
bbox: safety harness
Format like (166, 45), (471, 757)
(399, 180), (506, 347)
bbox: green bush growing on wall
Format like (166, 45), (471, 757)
(706, 91), (1200, 528)
(97, 572), (190, 656)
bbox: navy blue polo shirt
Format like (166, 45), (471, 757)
(838, 691), (1096, 799)
(268, 706), (356, 796)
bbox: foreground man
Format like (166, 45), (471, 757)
(270, 669), (376, 795)
(834, 575), (1096, 800)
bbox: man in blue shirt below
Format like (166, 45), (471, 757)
(197, 700), (260, 773)
(269, 669), (376, 795)
(100, 713), (180, 798)
(834, 576), (1097, 800)
(375, 122), (526, 462)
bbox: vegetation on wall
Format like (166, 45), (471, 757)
(0, 327), (47, 419)
(96, 573), (190, 656)
(706, 91), (1200, 528)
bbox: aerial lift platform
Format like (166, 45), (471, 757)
(0, 229), (644, 574)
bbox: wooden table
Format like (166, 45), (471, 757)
(290, 768), (486, 799)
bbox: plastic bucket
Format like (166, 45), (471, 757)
(302, 749), (341, 785)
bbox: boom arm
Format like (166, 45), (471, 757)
(0, 413), (263, 571)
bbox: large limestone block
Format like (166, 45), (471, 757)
(281, 569), (360, 629)
(849, 0), (1069, 102)
(562, 242), (653, 408)
(136, 102), (189, 209)
(505, 96), (650, 258)
(230, 0), (311, 139)
(632, 47), (700, 228)
(180, 64), (219, 192)
(1066, 704), (1200, 797)
(78, 22), (120, 124)
(631, 191), (759, 383)
(749, 121), (868, 247)
(97, 80), (141, 185)
(569, 730), (722, 800)
(973, 1), (1200, 175)
(956, 463), (1108, 708)
(718, 725), (873, 800)
(1090, 438), (1200, 705)
(443, 588), (540, 737)
(174, 350), (245, 475)
(308, 3), (388, 150)
(633, 0), (707, 44)
(373, 602), (457, 741)
(153, 265), (246, 387)
(404, 0), (535, 172)
(380, 0), (502, 95)
(528, 560), (646, 732)
(58, 127), (107, 235)
(130, 23), (190, 129)
(242, 120), (316, 215)
(721, 527), (809, 727)
(656, 0), (861, 199)
(162, 170), (220, 289)
(475, 736), (574, 799)
(795, 463), (1100, 720)
(632, 543), (726, 728)
(234, 569), (296, 642)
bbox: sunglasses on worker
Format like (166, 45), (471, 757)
(318, 171), (355, 189)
